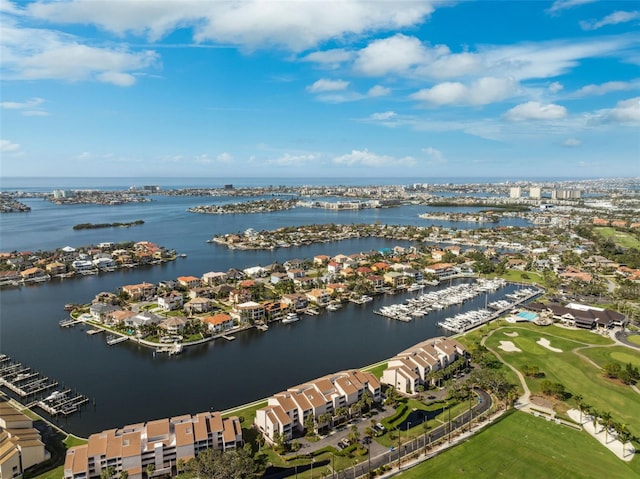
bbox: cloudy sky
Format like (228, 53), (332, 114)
(1, 0), (639, 178)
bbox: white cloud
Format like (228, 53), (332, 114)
(504, 101), (568, 121)
(367, 85), (391, 97)
(1, 97), (44, 109)
(26, 0), (436, 51)
(21, 110), (49, 116)
(562, 138), (582, 147)
(548, 81), (564, 93)
(580, 11), (640, 31)
(411, 77), (517, 106)
(604, 96), (640, 123)
(74, 151), (92, 160)
(423, 147), (447, 164)
(97, 71), (136, 87)
(369, 111), (397, 121)
(268, 153), (320, 166)
(0, 139), (20, 152)
(307, 78), (349, 93)
(1, 18), (158, 85)
(573, 80), (638, 97)
(216, 152), (234, 163)
(547, 0), (596, 15)
(354, 34), (428, 76)
(301, 48), (355, 69)
(333, 149), (416, 168)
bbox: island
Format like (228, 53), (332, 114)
(187, 198), (298, 214)
(73, 220), (145, 230)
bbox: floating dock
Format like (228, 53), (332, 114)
(0, 354), (88, 418)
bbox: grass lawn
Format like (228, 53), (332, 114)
(482, 326), (640, 439)
(487, 270), (547, 287)
(363, 361), (388, 379)
(397, 411), (640, 478)
(579, 346), (640, 370)
(594, 227), (640, 250)
(627, 335), (640, 346)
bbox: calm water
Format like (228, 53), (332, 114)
(0, 180), (530, 436)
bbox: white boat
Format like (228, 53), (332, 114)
(360, 295), (373, 303)
(282, 313), (300, 324)
(326, 302), (342, 311)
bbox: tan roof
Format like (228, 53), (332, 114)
(87, 432), (108, 457)
(146, 418), (169, 439)
(274, 394), (297, 413)
(302, 389), (327, 408)
(193, 413), (210, 442)
(105, 431), (122, 459)
(122, 431), (141, 458)
(335, 376), (358, 396)
(71, 445), (89, 474)
(312, 378), (335, 396)
(271, 405), (292, 426)
(222, 418), (238, 443)
(291, 392), (312, 412)
(174, 422), (195, 447)
(209, 412), (224, 433)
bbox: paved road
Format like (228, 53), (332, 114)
(262, 389), (492, 479)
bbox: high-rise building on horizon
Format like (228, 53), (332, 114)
(529, 187), (541, 199)
(509, 187), (522, 199)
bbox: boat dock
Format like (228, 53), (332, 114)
(106, 335), (129, 345)
(86, 328), (103, 335)
(437, 286), (544, 333)
(221, 335), (235, 341)
(0, 354), (89, 417)
(59, 318), (82, 327)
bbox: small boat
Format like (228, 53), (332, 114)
(282, 313), (300, 324)
(179, 253), (187, 258)
(326, 302), (342, 311)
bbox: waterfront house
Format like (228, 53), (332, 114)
(384, 271), (407, 289)
(281, 293), (308, 311)
(177, 276), (201, 289)
(46, 261), (67, 276)
(184, 297), (212, 315)
(559, 267), (593, 283)
(159, 316), (189, 334)
(424, 263), (455, 279)
(63, 412), (242, 479)
(0, 401), (48, 479)
(106, 310), (135, 326)
(125, 312), (162, 329)
(367, 275), (386, 291)
(201, 313), (234, 333)
(0, 270), (22, 285)
(90, 303), (120, 322)
(93, 257), (116, 270)
(235, 301), (265, 324)
(264, 301), (284, 322)
(157, 291), (184, 311)
(20, 267), (49, 282)
(326, 283), (347, 295)
(121, 282), (156, 301)
(72, 260), (95, 273)
(243, 266), (264, 278)
(305, 288), (331, 307)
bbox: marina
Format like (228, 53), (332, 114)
(0, 354), (88, 417)
(437, 286), (543, 333)
(373, 278), (507, 322)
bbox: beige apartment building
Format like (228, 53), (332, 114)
(0, 401), (48, 479)
(64, 412), (242, 479)
(255, 369), (381, 443)
(381, 337), (467, 395)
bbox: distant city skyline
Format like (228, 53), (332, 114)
(1, 0), (639, 178)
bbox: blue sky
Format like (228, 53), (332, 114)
(1, 0), (639, 179)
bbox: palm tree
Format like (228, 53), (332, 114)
(574, 394), (583, 423)
(600, 411), (612, 443)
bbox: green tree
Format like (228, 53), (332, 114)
(101, 466), (116, 479)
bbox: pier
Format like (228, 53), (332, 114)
(221, 335), (236, 341)
(0, 354), (89, 418)
(106, 335), (129, 346)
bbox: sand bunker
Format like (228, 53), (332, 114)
(503, 331), (519, 337)
(499, 341), (521, 352)
(537, 337), (562, 352)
